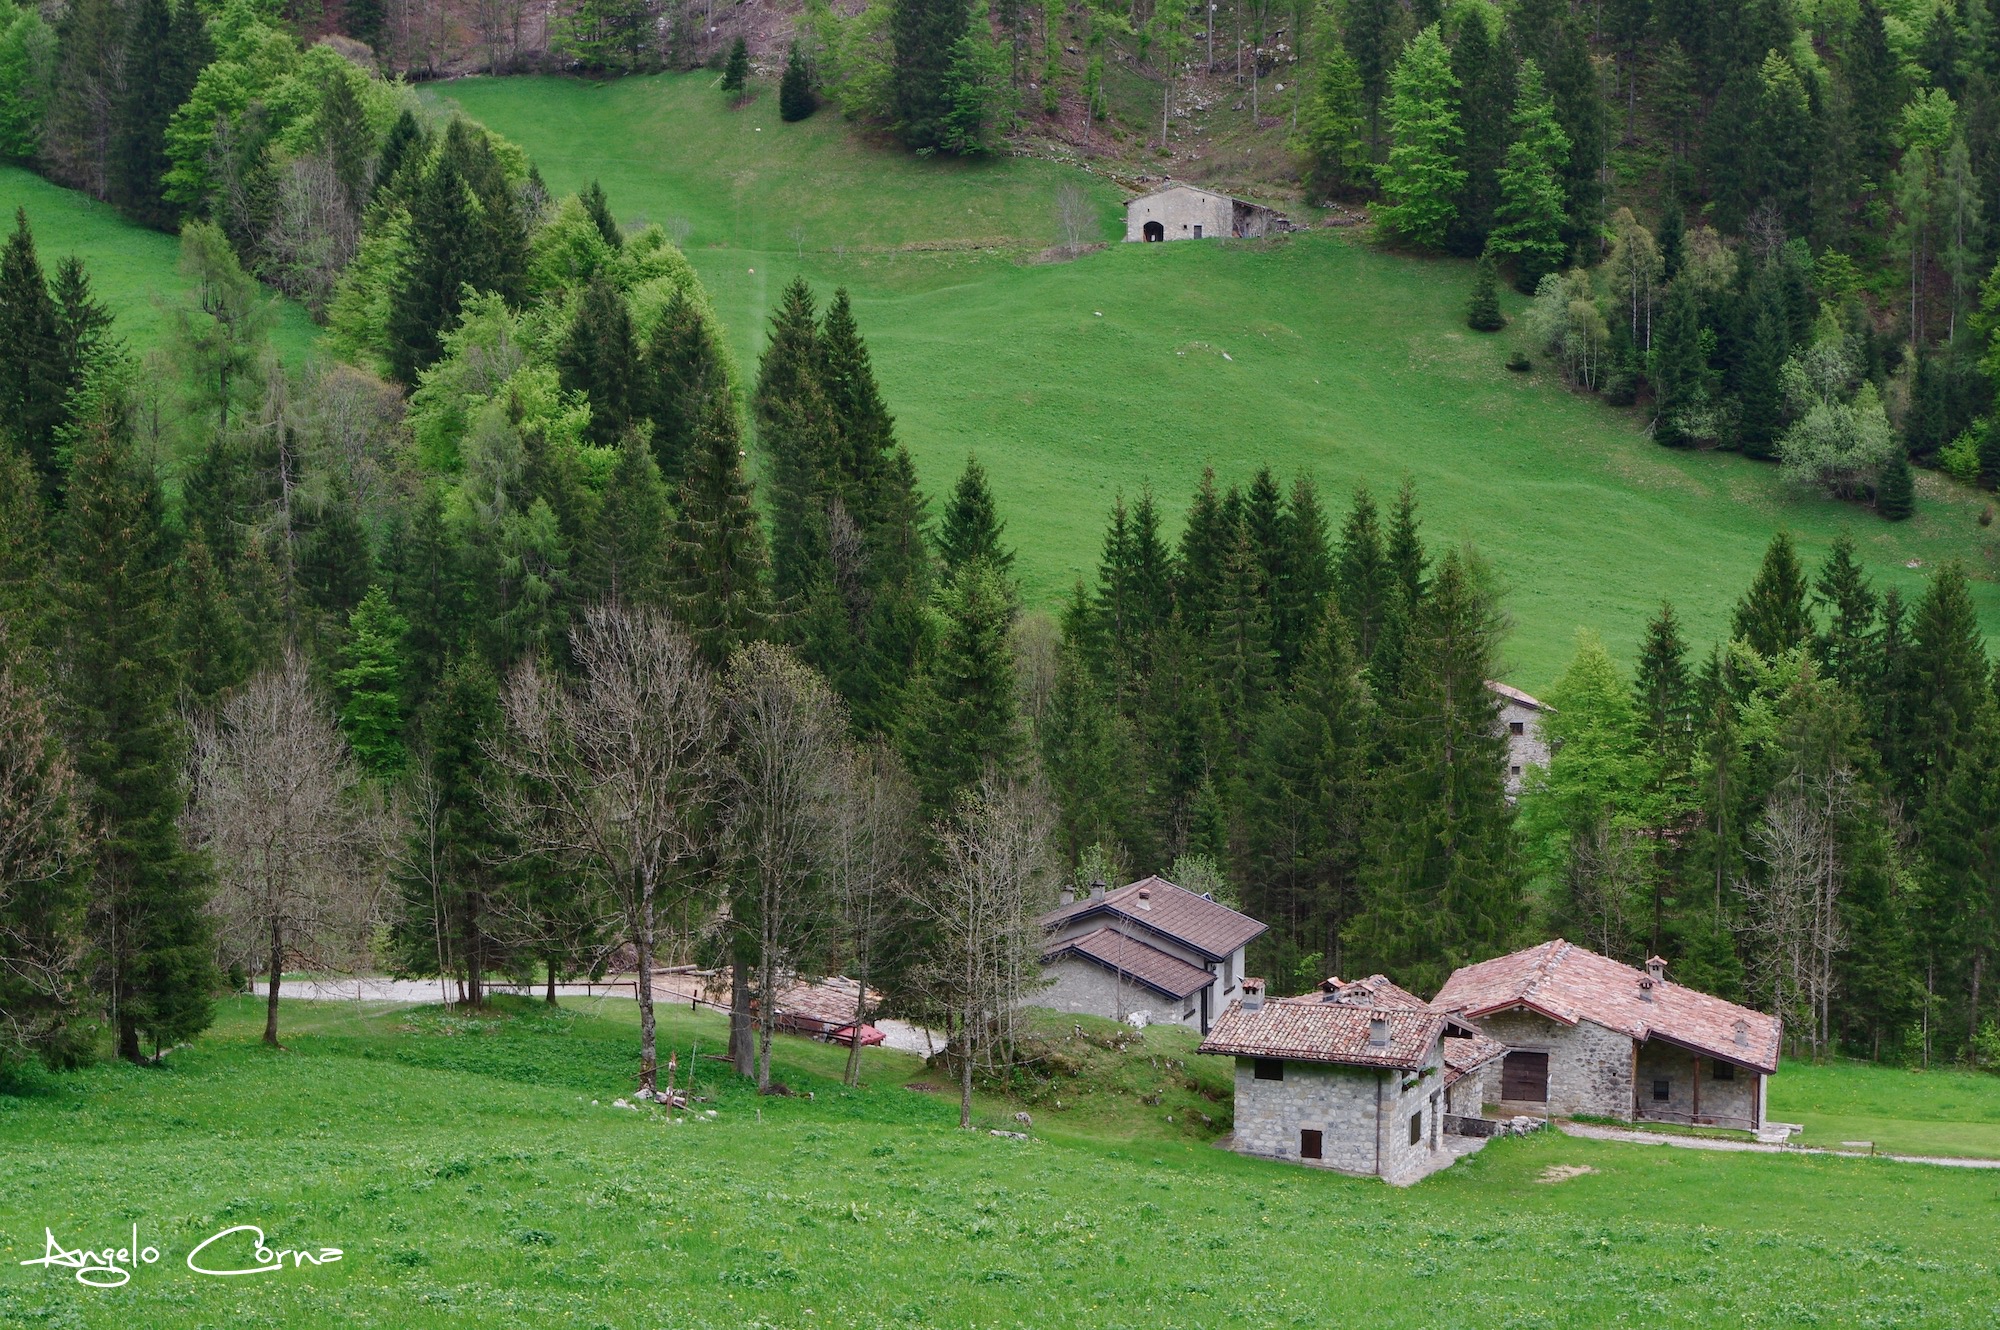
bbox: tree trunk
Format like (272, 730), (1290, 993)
(545, 952), (558, 1006)
(842, 953), (869, 1088)
(118, 1019), (141, 1063)
(1970, 949), (1985, 1059)
(636, 871), (658, 1094)
(730, 932), (755, 1078)
(264, 913), (284, 1047)
(466, 891), (485, 1008)
(959, 1005), (974, 1130)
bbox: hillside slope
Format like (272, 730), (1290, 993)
(430, 73), (1998, 684)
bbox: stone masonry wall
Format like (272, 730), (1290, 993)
(1230, 1047), (1452, 1184)
(1471, 1011), (1635, 1119)
(1037, 956), (1193, 1028)
(1634, 1044), (1761, 1129)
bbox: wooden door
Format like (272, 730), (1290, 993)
(1501, 1051), (1549, 1103)
(1299, 1129), (1322, 1160)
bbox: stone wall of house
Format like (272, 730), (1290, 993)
(1497, 699), (1550, 796)
(1470, 1011), (1635, 1118)
(1634, 1045), (1762, 1129)
(1125, 187), (1235, 242)
(1037, 956), (1195, 1028)
(1230, 1048), (1452, 1185)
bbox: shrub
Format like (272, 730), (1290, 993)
(1938, 431), (1981, 483)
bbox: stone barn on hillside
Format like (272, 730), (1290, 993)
(1432, 940), (1782, 1131)
(1488, 680), (1551, 797)
(1125, 183), (1283, 242)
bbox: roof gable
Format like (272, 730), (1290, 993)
(1199, 1000), (1445, 1070)
(1433, 940), (1782, 1073)
(1043, 927), (1215, 1000)
(1039, 876), (1266, 959)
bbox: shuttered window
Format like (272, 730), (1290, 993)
(1409, 1111), (1422, 1146)
(1299, 1129), (1322, 1160)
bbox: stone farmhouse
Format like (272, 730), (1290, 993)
(1125, 183), (1285, 243)
(1432, 940), (1782, 1131)
(1037, 876), (1265, 1033)
(1198, 977), (1504, 1184)
(1488, 680), (1551, 797)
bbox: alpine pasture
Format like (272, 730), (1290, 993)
(4, 994), (1998, 1329)
(428, 72), (2000, 685)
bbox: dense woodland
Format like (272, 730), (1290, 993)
(0, 0), (1998, 1100)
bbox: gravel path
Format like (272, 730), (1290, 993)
(1557, 1120), (2000, 1169)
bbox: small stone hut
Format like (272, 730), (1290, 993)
(1038, 876), (1265, 1033)
(1487, 680), (1551, 797)
(1432, 941), (1782, 1130)
(1125, 183), (1283, 242)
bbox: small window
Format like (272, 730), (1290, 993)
(1300, 1128), (1322, 1160)
(1712, 1061), (1735, 1082)
(1510, 765), (1522, 776)
(1254, 1058), (1285, 1082)
(1409, 1110), (1423, 1146)
(1509, 721), (1526, 736)
(1653, 1078), (1671, 1102)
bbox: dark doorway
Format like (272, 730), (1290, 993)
(1143, 220), (1164, 242)
(1299, 1129), (1322, 1160)
(1501, 1050), (1550, 1103)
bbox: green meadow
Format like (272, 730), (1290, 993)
(0, 165), (320, 367)
(428, 73), (2000, 686)
(5, 995), (1999, 1329)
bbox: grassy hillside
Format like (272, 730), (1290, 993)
(3, 994), (1997, 1328)
(429, 73), (2000, 686)
(0, 166), (320, 367)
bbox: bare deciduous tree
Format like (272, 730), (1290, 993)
(1054, 181), (1091, 256)
(724, 642), (847, 1092)
(1740, 768), (1858, 1059)
(265, 152), (363, 317)
(0, 633), (86, 1061)
(186, 651), (383, 1047)
(915, 776), (1057, 1129)
(495, 605), (722, 1094)
(827, 743), (917, 1086)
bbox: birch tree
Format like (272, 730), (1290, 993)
(1740, 767), (1859, 1059)
(917, 776), (1056, 1129)
(830, 742), (919, 1086)
(723, 642), (847, 1093)
(495, 605), (722, 1094)
(186, 651), (381, 1047)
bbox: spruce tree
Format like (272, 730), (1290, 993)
(1384, 479), (1428, 605)
(1376, 25), (1465, 250)
(1489, 59), (1571, 292)
(1271, 473), (1332, 678)
(937, 452), (1013, 576)
(722, 37), (750, 97)
(0, 209), (65, 502)
(1902, 561), (1990, 803)
(581, 179), (622, 249)
(1042, 634), (1141, 866)
(641, 287), (727, 488)
(1347, 548), (1521, 993)
(1736, 281), (1789, 460)
(668, 392), (770, 667)
(1876, 446), (1915, 520)
(336, 586), (409, 777)
(583, 432), (671, 609)
(557, 277), (642, 446)
(897, 560), (1018, 816)
(1298, 40), (1367, 200)
(780, 42), (817, 122)
(1632, 601), (1696, 775)
(1811, 533), (1880, 690)
(57, 406), (214, 1060)
(321, 71), (374, 214)
(374, 110), (425, 199)
(1466, 246), (1505, 330)
(172, 539), (249, 708)
(819, 288), (895, 516)
(383, 489), (461, 710)
(754, 277), (835, 608)
(1650, 279), (1710, 448)
(1731, 530), (1811, 659)
(387, 152), (478, 383)
(1210, 516), (1276, 759)
(1919, 707), (2000, 1052)
(1444, 3), (1512, 254)
(1334, 485), (1391, 660)
(891, 0), (971, 151)
(109, 0), (176, 226)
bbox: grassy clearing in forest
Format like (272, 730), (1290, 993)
(1770, 1058), (2000, 1160)
(6, 995), (2000, 1328)
(429, 73), (2000, 685)
(0, 165), (320, 367)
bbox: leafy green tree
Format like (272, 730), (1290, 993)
(336, 586), (409, 777)
(781, 42), (818, 121)
(58, 406), (215, 1060)
(0, 5), (56, 164)
(1466, 246), (1504, 330)
(171, 219), (272, 437)
(723, 37), (750, 96)
(937, 2), (1011, 155)
(1375, 24), (1464, 249)
(1489, 60), (1570, 292)
(898, 560), (1018, 816)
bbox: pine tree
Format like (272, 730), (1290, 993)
(1346, 548), (1521, 993)
(1342, 0), (1399, 150)
(374, 110), (425, 198)
(780, 42), (817, 122)
(171, 539), (249, 708)
(1384, 479), (1427, 606)
(1209, 516), (1275, 758)
(1334, 485), (1392, 660)
(641, 287), (727, 488)
(1466, 246), (1505, 330)
(57, 405), (214, 1060)
(0, 209), (65, 502)
(1919, 707), (2000, 1054)
(1632, 600), (1696, 774)
(581, 179), (622, 249)
(1042, 634), (1141, 865)
(819, 288), (895, 515)
(668, 392), (770, 667)
(754, 277), (835, 608)
(321, 71), (374, 215)
(1736, 276), (1790, 460)
(1902, 561), (1990, 804)
(1876, 446), (1915, 520)
(336, 586), (408, 777)
(937, 452), (1013, 576)
(557, 277), (642, 446)
(1489, 60), (1569, 291)
(109, 0), (175, 226)
(891, 0), (971, 151)
(297, 476), (372, 635)
(1650, 279), (1710, 448)
(383, 489), (461, 711)
(1376, 25), (1465, 250)
(1444, 3), (1512, 254)
(722, 37), (750, 96)
(897, 560), (1018, 816)
(584, 432), (671, 609)
(1730, 531), (1811, 659)
(1271, 473), (1332, 678)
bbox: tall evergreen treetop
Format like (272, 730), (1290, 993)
(1731, 530), (1811, 659)
(937, 452), (1012, 575)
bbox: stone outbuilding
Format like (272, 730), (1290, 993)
(1038, 876), (1264, 1033)
(1199, 981), (1462, 1185)
(1432, 940), (1782, 1131)
(1125, 183), (1284, 243)
(1487, 680), (1551, 797)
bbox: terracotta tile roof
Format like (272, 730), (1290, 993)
(768, 975), (880, 1027)
(1441, 1034), (1507, 1089)
(1043, 927), (1216, 1001)
(1486, 680), (1548, 711)
(1198, 999), (1446, 1070)
(1039, 876), (1266, 960)
(1299, 974), (1432, 1011)
(1432, 940), (1782, 1074)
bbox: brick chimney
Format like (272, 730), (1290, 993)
(1242, 979), (1264, 1011)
